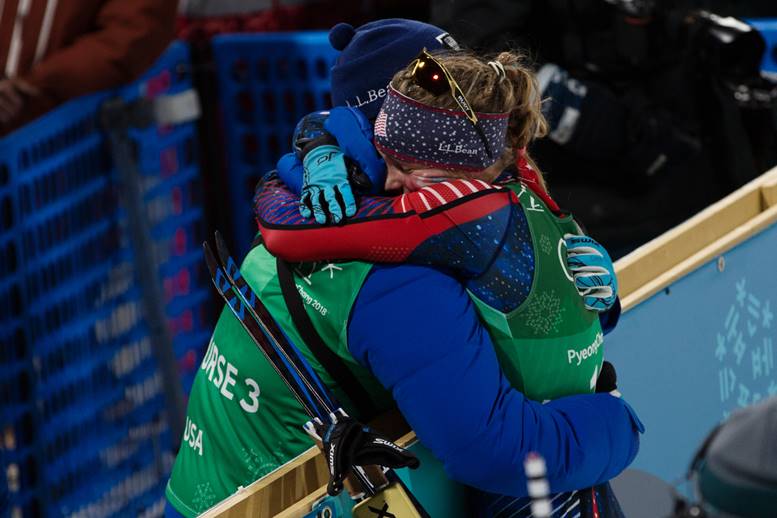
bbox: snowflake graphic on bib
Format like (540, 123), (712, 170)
(540, 234), (553, 255)
(193, 482), (217, 512)
(241, 447), (280, 482)
(525, 290), (565, 334)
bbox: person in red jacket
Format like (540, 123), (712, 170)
(0, 0), (178, 135)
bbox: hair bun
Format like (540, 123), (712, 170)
(329, 23), (356, 51)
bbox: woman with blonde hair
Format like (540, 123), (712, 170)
(254, 48), (639, 516)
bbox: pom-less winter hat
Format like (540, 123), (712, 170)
(693, 396), (777, 517)
(329, 18), (460, 120)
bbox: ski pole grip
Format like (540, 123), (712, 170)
(363, 464), (389, 487)
(305, 426), (387, 497)
(344, 466), (388, 499)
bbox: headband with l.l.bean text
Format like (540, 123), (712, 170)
(373, 85), (509, 171)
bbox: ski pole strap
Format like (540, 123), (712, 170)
(276, 258), (374, 419)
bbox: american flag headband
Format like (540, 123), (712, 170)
(373, 85), (510, 172)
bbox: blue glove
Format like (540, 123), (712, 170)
(277, 108), (386, 222)
(324, 106), (386, 194)
(276, 112), (353, 222)
(564, 234), (618, 312)
(286, 143), (355, 223)
(301, 145), (357, 224)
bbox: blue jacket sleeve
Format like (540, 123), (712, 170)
(348, 264), (643, 497)
(600, 297), (622, 335)
(275, 153), (305, 195)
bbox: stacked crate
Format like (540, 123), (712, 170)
(0, 42), (210, 517)
(211, 32), (339, 256)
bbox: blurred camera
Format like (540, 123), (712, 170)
(681, 10), (766, 80)
(603, 0), (655, 18)
(606, 1), (776, 108)
(607, 0), (767, 79)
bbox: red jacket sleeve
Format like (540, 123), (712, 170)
(256, 176), (516, 265)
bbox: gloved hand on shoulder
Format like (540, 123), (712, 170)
(564, 234), (619, 312)
(276, 107), (387, 224)
(301, 143), (356, 224)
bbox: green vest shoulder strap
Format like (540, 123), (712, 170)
(276, 257), (374, 417)
(243, 245), (393, 416)
(471, 182), (604, 401)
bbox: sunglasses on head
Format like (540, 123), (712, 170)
(410, 49), (493, 158)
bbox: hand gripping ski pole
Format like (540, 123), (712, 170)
(203, 232), (426, 517)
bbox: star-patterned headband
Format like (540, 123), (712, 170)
(373, 85), (510, 171)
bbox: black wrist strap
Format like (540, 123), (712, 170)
(276, 258), (373, 419)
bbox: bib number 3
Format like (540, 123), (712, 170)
(240, 378), (261, 413)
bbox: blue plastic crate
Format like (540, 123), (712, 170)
(63, 440), (169, 518)
(0, 40), (213, 516)
(135, 124), (199, 183)
(0, 137), (20, 279)
(118, 42), (193, 103)
(10, 98), (111, 277)
(0, 405), (34, 456)
(0, 235), (20, 289)
(750, 19), (777, 73)
(43, 421), (126, 486)
(4, 452), (42, 515)
(147, 208), (205, 270)
(165, 289), (210, 338)
(0, 300), (26, 372)
(46, 392), (170, 515)
(212, 32), (339, 256)
(1, 99), (106, 301)
(124, 484), (168, 518)
(167, 292), (210, 379)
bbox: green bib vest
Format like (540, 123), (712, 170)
(167, 181), (603, 516)
(472, 184), (603, 402)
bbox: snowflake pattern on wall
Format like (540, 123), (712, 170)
(525, 290), (565, 334)
(715, 278), (775, 420)
(193, 482), (217, 512)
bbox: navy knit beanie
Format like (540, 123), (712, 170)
(329, 19), (460, 120)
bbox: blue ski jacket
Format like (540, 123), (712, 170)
(348, 264), (643, 497)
